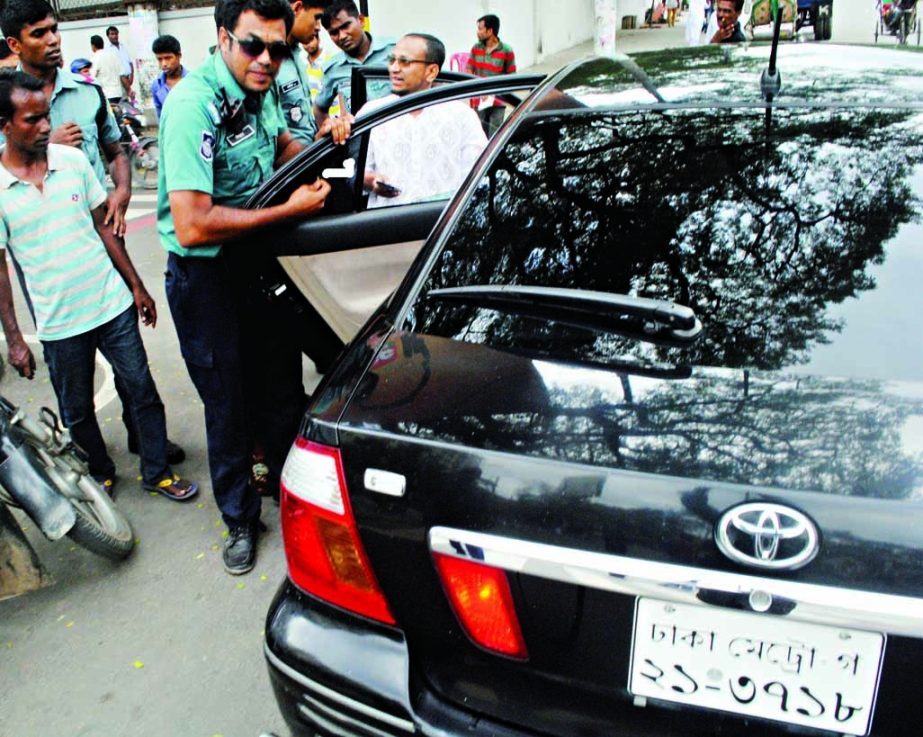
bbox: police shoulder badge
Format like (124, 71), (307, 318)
(200, 131), (215, 161)
(290, 105), (303, 123)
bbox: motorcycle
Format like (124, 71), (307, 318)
(0, 358), (134, 560)
(114, 98), (159, 190)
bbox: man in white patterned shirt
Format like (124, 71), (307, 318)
(358, 33), (486, 209)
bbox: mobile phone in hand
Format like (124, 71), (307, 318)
(375, 180), (401, 196)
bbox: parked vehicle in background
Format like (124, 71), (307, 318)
(876, 0), (921, 44)
(797, 0), (833, 39)
(113, 99), (158, 190)
(259, 42), (923, 737)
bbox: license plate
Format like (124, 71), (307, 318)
(629, 598), (885, 735)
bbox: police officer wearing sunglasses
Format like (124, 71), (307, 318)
(158, 0), (334, 575)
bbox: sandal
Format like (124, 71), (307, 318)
(145, 473), (198, 502)
(99, 478), (116, 498)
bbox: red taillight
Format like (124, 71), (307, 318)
(280, 438), (395, 625)
(433, 553), (528, 659)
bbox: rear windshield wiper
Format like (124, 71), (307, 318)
(426, 285), (702, 344)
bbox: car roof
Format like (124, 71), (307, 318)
(533, 44), (923, 112)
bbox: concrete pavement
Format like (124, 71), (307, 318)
(0, 213), (298, 737)
(525, 16), (694, 74)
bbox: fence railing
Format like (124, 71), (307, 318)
(53, 0), (215, 22)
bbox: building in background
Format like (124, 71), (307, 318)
(53, 0), (871, 117)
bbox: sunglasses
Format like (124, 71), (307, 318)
(226, 28), (289, 61)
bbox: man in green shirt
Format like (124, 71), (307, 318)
(159, 0), (330, 575)
(277, 1), (325, 143)
(314, 0), (394, 128)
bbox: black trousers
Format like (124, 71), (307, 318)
(165, 251), (306, 524)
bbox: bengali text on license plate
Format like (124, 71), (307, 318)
(629, 598), (885, 735)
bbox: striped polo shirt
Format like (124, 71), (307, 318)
(0, 144), (132, 341)
(468, 39), (517, 79)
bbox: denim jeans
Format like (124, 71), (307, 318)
(42, 306), (171, 486)
(165, 252), (261, 527)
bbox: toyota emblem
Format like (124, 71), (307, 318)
(715, 503), (819, 570)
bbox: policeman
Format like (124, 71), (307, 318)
(0, 0), (185, 488)
(315, 1), (395, 129)
(277, 1), (325, 143)
(159, 0), (334, 575)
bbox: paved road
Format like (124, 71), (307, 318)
(125, 190), (158, 223)
(0, 186), (297, 737)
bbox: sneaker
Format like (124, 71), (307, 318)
(128, 438), (186, 465)
(223, 521), (259, 575)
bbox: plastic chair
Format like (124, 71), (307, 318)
(449, 52), (470, 73)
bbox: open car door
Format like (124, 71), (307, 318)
(242, 70), (543, 368)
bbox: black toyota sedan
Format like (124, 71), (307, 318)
(260, 42), (923, 737)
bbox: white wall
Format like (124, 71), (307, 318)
(158, 7), (219, 70)
(535, 0), (595, 57)
(59, 0), (599, 89)
(621, 0), (656, 25)
(831, 0), (877, 43)
(59, 15), (128, 70)
(367, 0), (541, 68)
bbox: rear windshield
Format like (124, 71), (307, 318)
(405, 105), (923, 382)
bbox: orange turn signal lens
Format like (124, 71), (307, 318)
(280, 439), (396, 625)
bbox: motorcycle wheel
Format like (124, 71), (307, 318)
(130, 138), (159, 190)
(25, 437), (134, 560)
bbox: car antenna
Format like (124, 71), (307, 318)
(760, 0), (784, 103)
(760, 0), (784, 147)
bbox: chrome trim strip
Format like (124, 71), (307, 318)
(265, 645), (416, 733)
(429, 527), (923, 638)
(298, 695), (402, 737)
(296, 702), (367, 737)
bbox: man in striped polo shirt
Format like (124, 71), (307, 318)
(0, 71), (197, 502)
(466, 14), (516, 137)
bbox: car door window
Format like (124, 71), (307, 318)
(247, 74), (541, 346)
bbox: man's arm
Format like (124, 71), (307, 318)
(101, 139), (131, 237)
(312, 74), (338, 131)
(91, 205), (156, 327)
(120, 75), (132, 97)
(97, 77), (131, 236)
(169, 179), (331, 249)
(276, 129), (305, 165)
(313, 101), (330, 133)
(153, 84), (163, 120)
(0, 250), (35, 379)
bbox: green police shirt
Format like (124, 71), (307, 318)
(277, 46), (317, 144)
(157, 52), (287, 258)
(0, 69), (120, 187)
(315, 34), (396, 116)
